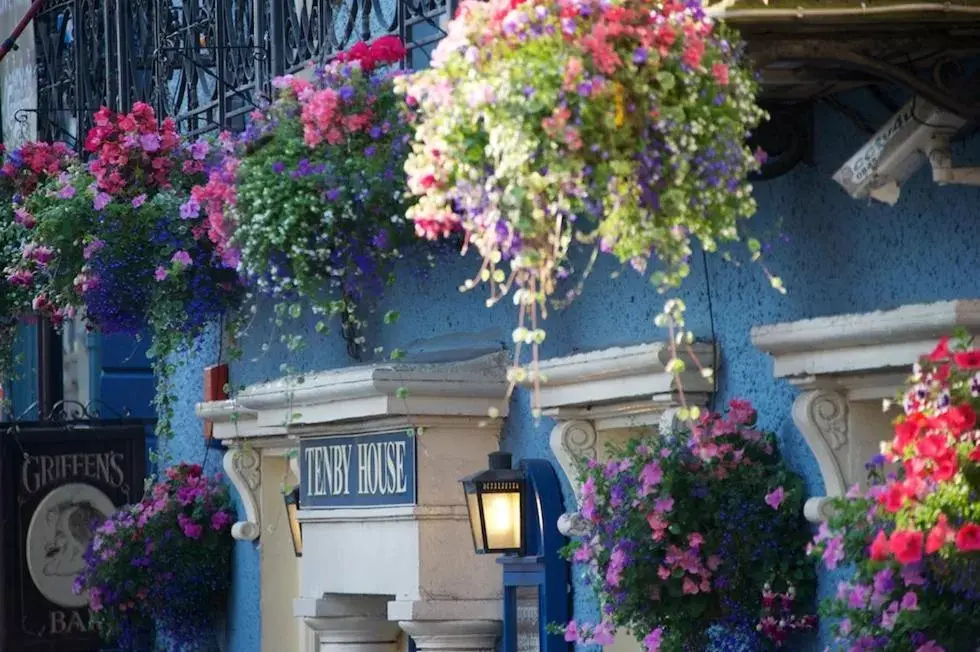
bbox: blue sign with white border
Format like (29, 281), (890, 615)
(299, 429), (417, 509)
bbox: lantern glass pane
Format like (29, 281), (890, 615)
(480, 489), (521, 551)
(466, 489), (485, 552)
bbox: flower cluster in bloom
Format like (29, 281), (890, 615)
(0, 140), (76, 199)
(757, 584), (817, 645)
(809, 334), (980, 651)
(85, 102), (183, 196)
(557, 400), (815, 651)
(0, 141), (78, 383)
(398, 0), (765, 402)
(195, 37), (416, 348)
(8, 106), (242, 437)
(73, 463), (235, 647)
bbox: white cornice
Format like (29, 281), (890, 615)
(536, 341), (715, 416)
(197, 350), (511, 442)
(751, 299), (980, 384)
(752, 299), (980, 522)
(533, 341), (716, 523)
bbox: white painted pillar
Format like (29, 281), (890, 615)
(295, 596), (399, 652)
(399, 621), (500, 652)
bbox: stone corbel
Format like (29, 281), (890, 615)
(751, 300), (980, 523)
(792, 389), (849, 523)
(223, 446), (261, 541)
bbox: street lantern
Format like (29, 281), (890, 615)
(283, 486), (303, 557)
(461, 451), (525, 555)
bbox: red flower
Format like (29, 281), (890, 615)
(932, 449), (959, 482)
(915, 433), (949, 459)
(955, 523), (980, 552)
(881, 483), (909, 513)
(954, 350), (980, 369)
(889, 529), (924, 565)
(926, 515), (953, 554)
(941, 404), (977, 435)
(369, 35), (407, 66)
(869, 530), (890, 561)
(927, 336), (950, 362)
(969, 446), (980, 462)
(893, 416), (924, 454)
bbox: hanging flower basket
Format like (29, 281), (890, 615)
(398, 0), (766, 406)
(11, 104), (242, 436)
(74, 463), (235, 651)
(189, 37), (419, 355)
(0, 141), (78, 385)
(809, 334), (980, 651)
(558, 400), (815, 650)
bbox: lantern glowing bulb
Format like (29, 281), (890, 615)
(460, 451), (525, 555)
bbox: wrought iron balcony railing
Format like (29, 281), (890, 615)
(33, 0), (454, 147)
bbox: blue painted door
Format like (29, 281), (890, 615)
(90, 330), (157, 471)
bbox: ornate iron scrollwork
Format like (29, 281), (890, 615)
(33, 0), (458, 145)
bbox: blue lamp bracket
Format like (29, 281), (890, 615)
(498, 458), (570, 652)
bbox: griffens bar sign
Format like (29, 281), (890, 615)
(300, 430), (417, 509)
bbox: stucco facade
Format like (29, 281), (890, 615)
(152, 90), (980, 651)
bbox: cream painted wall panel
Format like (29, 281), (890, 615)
(299, 517), (421, 599)
(260, 455), (301, 652)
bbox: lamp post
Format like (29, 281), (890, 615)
(283, 486), (303, 557)
(460, 451), (525, 555)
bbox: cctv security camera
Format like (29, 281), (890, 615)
(833, 96), (980, 206)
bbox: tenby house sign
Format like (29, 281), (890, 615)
(300, 429), (417, 509)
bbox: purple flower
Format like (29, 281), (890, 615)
(633, 47), (648, 64)
(154, 266), (168, 281)
(764, 486), (785, 510)
(326, 188), (341, 201)
(83, 239), (105, 261)
(93, 192), (111, 210)
(56, 184), (76, 200)
(180, 197), (201, 219)
(847, 583), (870, 609)
(131, 194), (147, 208)
(271, 161), (286, 174)
(823, 534), (845, 569)
(189, 139), (210, 160)
(139, 133), (161, 152)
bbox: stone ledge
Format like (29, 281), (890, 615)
(752, 299), (980, 521)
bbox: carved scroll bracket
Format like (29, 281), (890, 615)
(792, 389), (850, 523)
(223, 446), (262, 541)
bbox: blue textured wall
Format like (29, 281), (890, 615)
(161, 91), (980, 651)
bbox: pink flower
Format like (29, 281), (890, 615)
(682, 577), (700, 594)
(563, 621), (579, 643)
(643, 627), (664, 652)
(765, 486), (786, 510)
(131, 193), (147, 208)
(171, 250), (193, 266)
(7, 268), (34, 287)
(83, 239), (105, 260)
(822, 534), (845, 570)
(900, 591), (918, 611)
(654, 496), (674, 513)
(154, 266), (168, 281)
(13, 208), (35, 228)
(916, 642), (945, 652)
(177, 513), (203, 539)
(638, 462), (662, 495)
(56, 184), (76, 199)
(590, 621), (615, 645)
(210, 510), (233, 531)
(688, 532), (704, 548)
